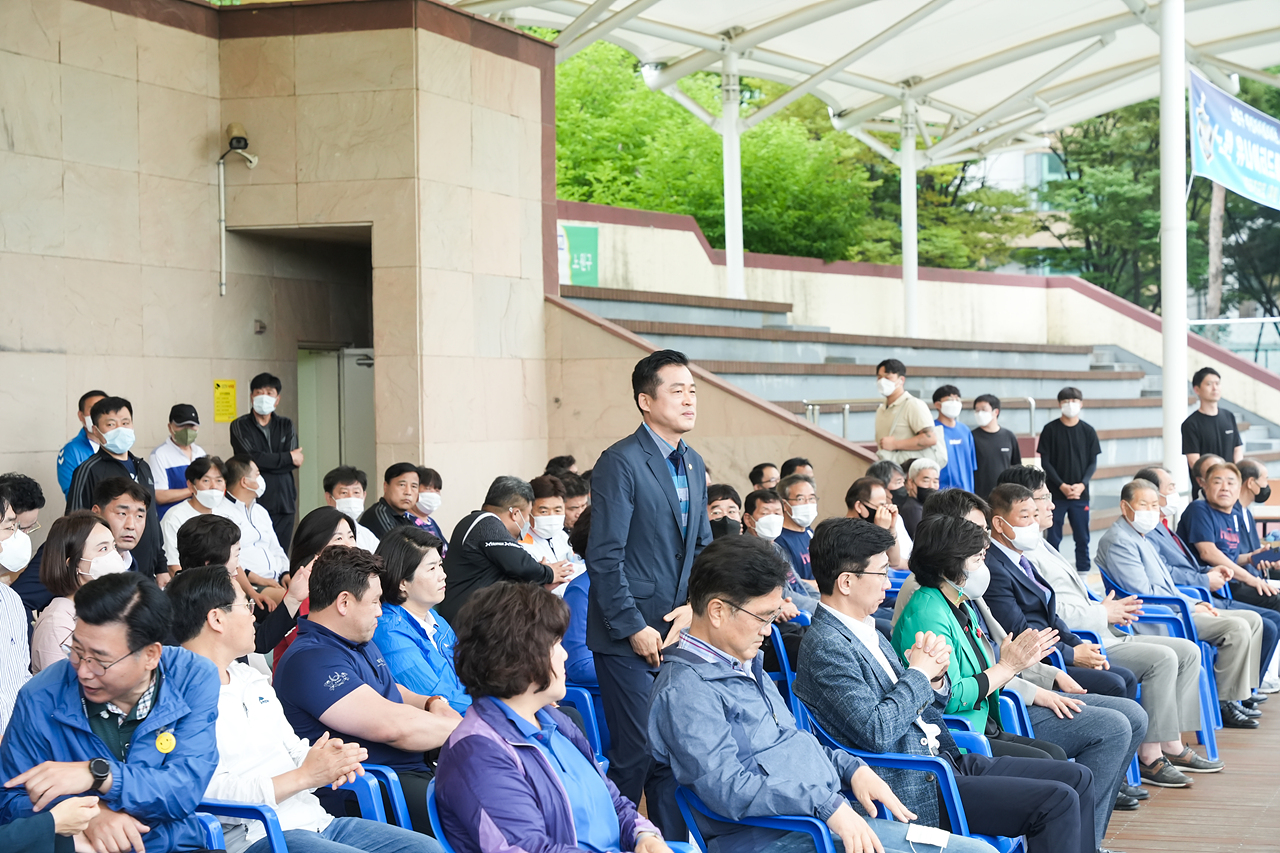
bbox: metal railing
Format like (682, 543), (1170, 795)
(799, 396), (1037, 439)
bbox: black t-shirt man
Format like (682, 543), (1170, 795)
(435, 511), (553, 623)
(1037, 419), (1101, 502)
(972, 426), (1023, 500)
(1182, 409), (1243, 498)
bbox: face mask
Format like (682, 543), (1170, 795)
(532, 515), (565, 539)
(974, 410), (993, 428)
(753, 514), (784, 541)
(0, 530), (32, 572)
(939, 400), (962, 419)
(1060, 401), (1082, 418)
(710, 516), (742, 539)
(1129, 507), (1161, 535)
(78, 548), (126, 581)
(417, 491), (442, 515)
(999, 517), (1042, 552)
(1255, 483), (1272, 503)
(914, 487), (936, 505)
(252, 394), (277, 416)
(1160, 490), (1185, 518)
(248, 477), (266, 499)
(511, 510), (530, 540)
(195, 489), (225, 510)
(173, 427), (198, 446)
(101, 427), (135, 455)
(876, 378), (897, 397)
(335, 497), (365, 520)
(890, 486), (909, 503)
(789, 503), (818, 528)
(83, 416), (94, 432)
(952, 561), (991, 600)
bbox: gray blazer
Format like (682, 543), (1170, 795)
(793, 606), (957, 827)
(891, 574), (1061, 703)
(1094, 516), (1200, 607)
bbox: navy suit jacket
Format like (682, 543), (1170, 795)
(585, 424), (713, 658)
(984, 545), (1082, 665)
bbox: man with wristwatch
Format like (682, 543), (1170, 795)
(0, 572), (220, 852)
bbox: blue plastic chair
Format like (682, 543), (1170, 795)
(363, 763), (413, 829)
(768, 623), (799, 708)
(1067, 630), (1143, 787)
(565, 680), (610, 754)
(195, 813), (225, 849)
(560, 685), (610, 771)
(678, 785), (839, 853)
(197, 801), (289, 852)
(997, 690), (1034, 738)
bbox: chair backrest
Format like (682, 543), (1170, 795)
(426, 779), (462, 853)
(565, 681), (610, 754)
(560, 685), (604, 758)
(361, 764), (412, 828)
(194, 813), (225, 850)
(675, 786), (837, 853)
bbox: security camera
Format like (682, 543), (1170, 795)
(226, 123), (249, 150)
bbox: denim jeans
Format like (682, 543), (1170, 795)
(242, 817), (442, 853)
(730, 818), (998, 853)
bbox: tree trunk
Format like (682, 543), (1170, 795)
(1207, 181), (1226, 340)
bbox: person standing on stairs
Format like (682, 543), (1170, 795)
(1182, 367), (1244, 500)
(1039, 387), (1101, 575)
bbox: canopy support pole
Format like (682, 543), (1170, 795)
(1160, 0), (1189, 488)
(901, 98), (919, 338)
(722, 50), (746, 299)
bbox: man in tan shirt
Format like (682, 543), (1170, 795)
(873, 359), (938, 465)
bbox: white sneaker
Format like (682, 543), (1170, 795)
(1261, 677), (1280, 694)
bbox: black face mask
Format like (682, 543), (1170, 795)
(1256, 484), (1272, 503)
(890, 486), (910, 504)
(915, 487), (937, 505)
(710, 516), (743, 539)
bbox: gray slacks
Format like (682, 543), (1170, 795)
(1193, 608), (1263, 701)
(1105, 634), (1202, 742)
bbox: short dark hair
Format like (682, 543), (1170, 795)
(484, 475), (534, 507)
(876, 358), (906, 377)
(781, 458), (813, 479)
(559, 471), (588, 499)
(809, 517), (896, 596)
(177, 514), (241, 570)
(995, 465), (1045, 492)
(184, 455), (225, 485)
(223, 454), (256, 488)
(383, 462), (418, 485)
(988, 483), (1035, 517)
(290, 507), (356, 576)
(844, 477), (886, 510)
(687, 536), (790, 616)
(1192, 367), (1221, 388)
(631, 349), (690, 412)
(748, 463), (777, 486)
(166, 566), (236, 644)
(324, 465), (367, 494)
(1134, 466), (1165, 487)
(75, 572), (171, 652)
(250, 372), (282, 394)
(92, 477), (151, 510)
(418, 467), (443, 490)
(921, 489), (990, 525)
(974, 393), (1001, 411)
(0, 473), (45, 513)
(90, 396), (132, 426)
(865, 460), (905, 484)
(375, 526), (444, 605)
(453, 582), (570, 699)
(931, 385), (961, 404)
(743, 488), (782, 517)
(1192, 454), (1224, 480)
(776, 473), (815, 502)
(1237, 458), (1264, 483)
(530, 474), (566, 501)
(567, 505), (592, 556)
(41, 511), (107, 597)
(79, 390), (108, 411)
(909, 515), (990, 589)
(546, 456), (576, 474)
(310, 545), (382, 611)
(1121, 478), (1158, 503)
(1057, 386), (1083, 402)
(708, 484), (741, 509)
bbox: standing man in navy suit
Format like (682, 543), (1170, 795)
(586, 349), (712, 837)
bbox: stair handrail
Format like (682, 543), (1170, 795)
(1026, 396), (1036, 437)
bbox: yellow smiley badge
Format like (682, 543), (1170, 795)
(155, 732), (176, 754)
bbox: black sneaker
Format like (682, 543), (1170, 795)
(1163, 746), (1225, 773)
(1114, 791), (1141, 810)
(1248, 690), (1268, 703)
(1121, 783), (1149, 800)
(1242, 695), (1265, 711)
(1140, 756), (1192, 787)
(1234, 700), (1262, 718)
(1221, 700), (1260, 728)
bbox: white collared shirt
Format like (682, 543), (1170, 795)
(221, 496), (289, 580)
(820, 603), (941, 753)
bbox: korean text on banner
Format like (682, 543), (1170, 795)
(213, 380), (237, 423)
(1190, 68), (1280, 212)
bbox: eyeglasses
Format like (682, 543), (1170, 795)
(787, 496), (818, 505)
(222, 600), (256, 614)
(66, 644), (135, 677)
(18, 521), (40, 535)
(855, 571), (891, 579)
(1032, 492), (1052, 503)
(717, 599), (782, 625)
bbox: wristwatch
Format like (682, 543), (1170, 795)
(89, 758), (111, 791)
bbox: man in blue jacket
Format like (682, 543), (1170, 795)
(56, 390), (106, 498)
(585, 349), (713, 836)
(0, 572), (220, 852)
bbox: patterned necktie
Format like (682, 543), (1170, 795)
(1019, 555), (1051, 598)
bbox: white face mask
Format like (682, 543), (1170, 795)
(973, 410), (994, 428)
(83, 416), (94, 432)
(195, 489), (225, 510)
(1060, 401), (1082, 418)
(1129, 505), (1161, 534)
(789, 502), (818, 529)
(0, 530), (32, 572)
(248, 476), (266, 499)
(335, 497), (365, 520)
(999, 517), (1043, 552)
(533, 514), (565, 539)
(1160, 490), (1186, 518)
(753, 513), (784, 541)
(939, 400), (962, 419)
(252, 394), (277, 416)
(417, 491), (442, 515)
(78, 548), (126, 581)
(876, 377), (897, 397)
(954, 561), (991, 599)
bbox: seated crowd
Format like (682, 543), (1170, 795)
(0, 355), (1273, 853)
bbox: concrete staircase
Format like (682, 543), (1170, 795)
(563, 285), (1280, 530)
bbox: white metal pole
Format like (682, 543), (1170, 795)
(722, 51), (746, 300)
(1160, 0), (1189, 488)
(218, 156), (227, 298)
(901, 99), (919, 337)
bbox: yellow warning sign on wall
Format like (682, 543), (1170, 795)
(214, 380), (237, 423)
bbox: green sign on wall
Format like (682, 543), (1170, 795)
(559, 225), (599, 287)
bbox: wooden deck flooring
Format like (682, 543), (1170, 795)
(1104, 720), (1280, 852)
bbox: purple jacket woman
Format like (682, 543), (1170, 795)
(435, 696), (659, 853)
